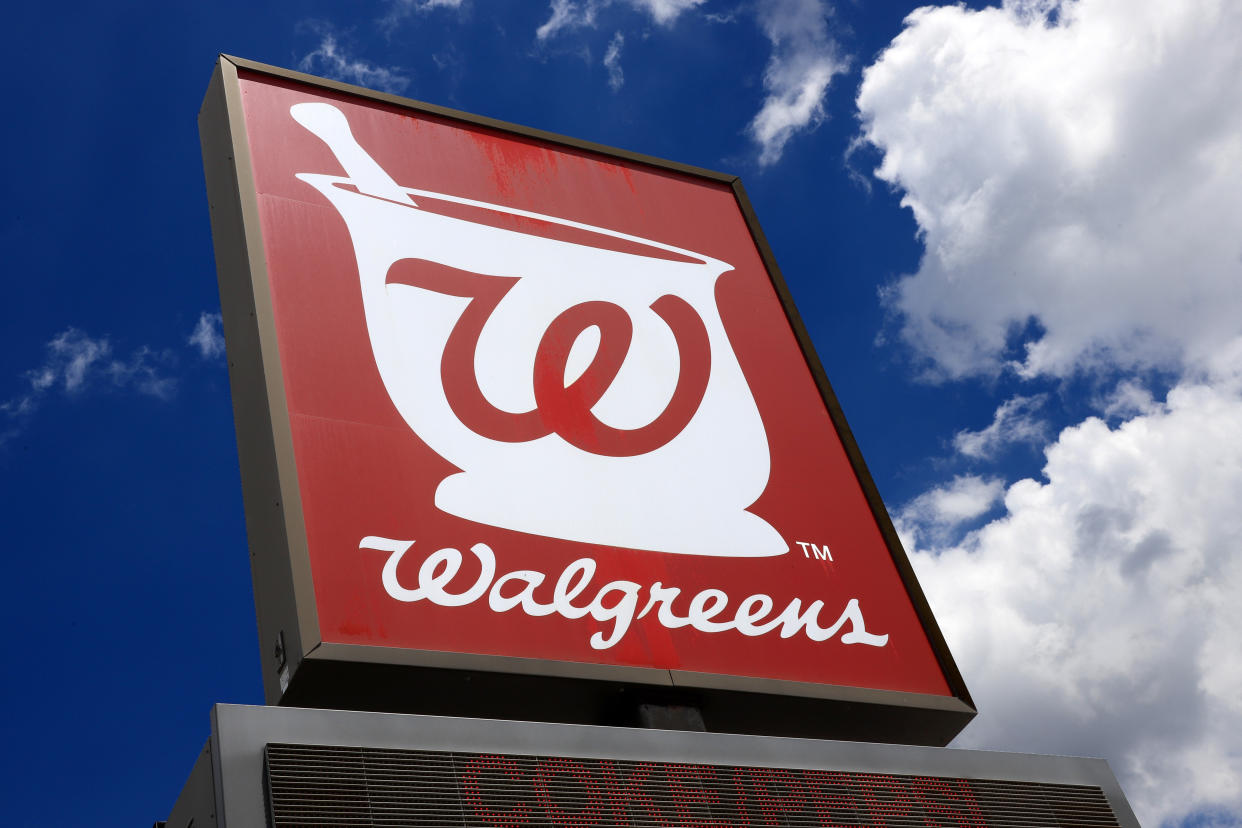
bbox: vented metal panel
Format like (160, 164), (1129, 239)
(265, 743), (1120, 827)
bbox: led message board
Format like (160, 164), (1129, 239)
(266, 744), (1127, 827)
(198, 56), (974, 743)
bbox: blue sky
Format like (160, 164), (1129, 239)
(3, 0), (1240, 825)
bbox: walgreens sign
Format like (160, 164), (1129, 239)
(200, 57), (972, 739)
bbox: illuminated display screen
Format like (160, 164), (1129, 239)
(264, 743), (1121, 827)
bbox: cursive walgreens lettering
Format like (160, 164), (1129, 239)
(359, 536), (889, 651)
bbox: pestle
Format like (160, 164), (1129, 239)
(290, 103), (416, 206)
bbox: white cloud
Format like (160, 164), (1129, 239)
(631, 0), (705, 25)
(298, 29), (411, 94)
(1096, 379), (1159, 421)
(537, 0), (598, 40)
(389, 0), (463, 10)
(188, 312), (225, 360)
(380, 0), (465, 32)
(859, 6), (1242, 821)
(748, 0), (847, 166)
(46, 328), (108, 393)
(857, 0), (1242, 380)
(895, 474), (1004, 549)
(603, 32), (625, 91)
(952, 393), (1048, 459)
(535, 0), (704, 40)
(106, 346), (177, 400)
(907, 359), (1242, 827)
(33, 329), (175, 399)
(1, 329), (176, 444)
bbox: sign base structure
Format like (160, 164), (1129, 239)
(274, 658), (972, 747)
(161, 704), (1139, 828)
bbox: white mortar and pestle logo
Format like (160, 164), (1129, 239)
(292, 103), (787, 557)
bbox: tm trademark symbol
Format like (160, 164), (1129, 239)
(796, 541), (833, 561)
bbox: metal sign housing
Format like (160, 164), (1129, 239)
(198, 55), (974, 744)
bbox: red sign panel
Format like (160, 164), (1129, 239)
(225, 67), (956, 703)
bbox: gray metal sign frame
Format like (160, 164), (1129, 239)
(166, 704), (1139, 828)
(198, 54), (974, 745)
